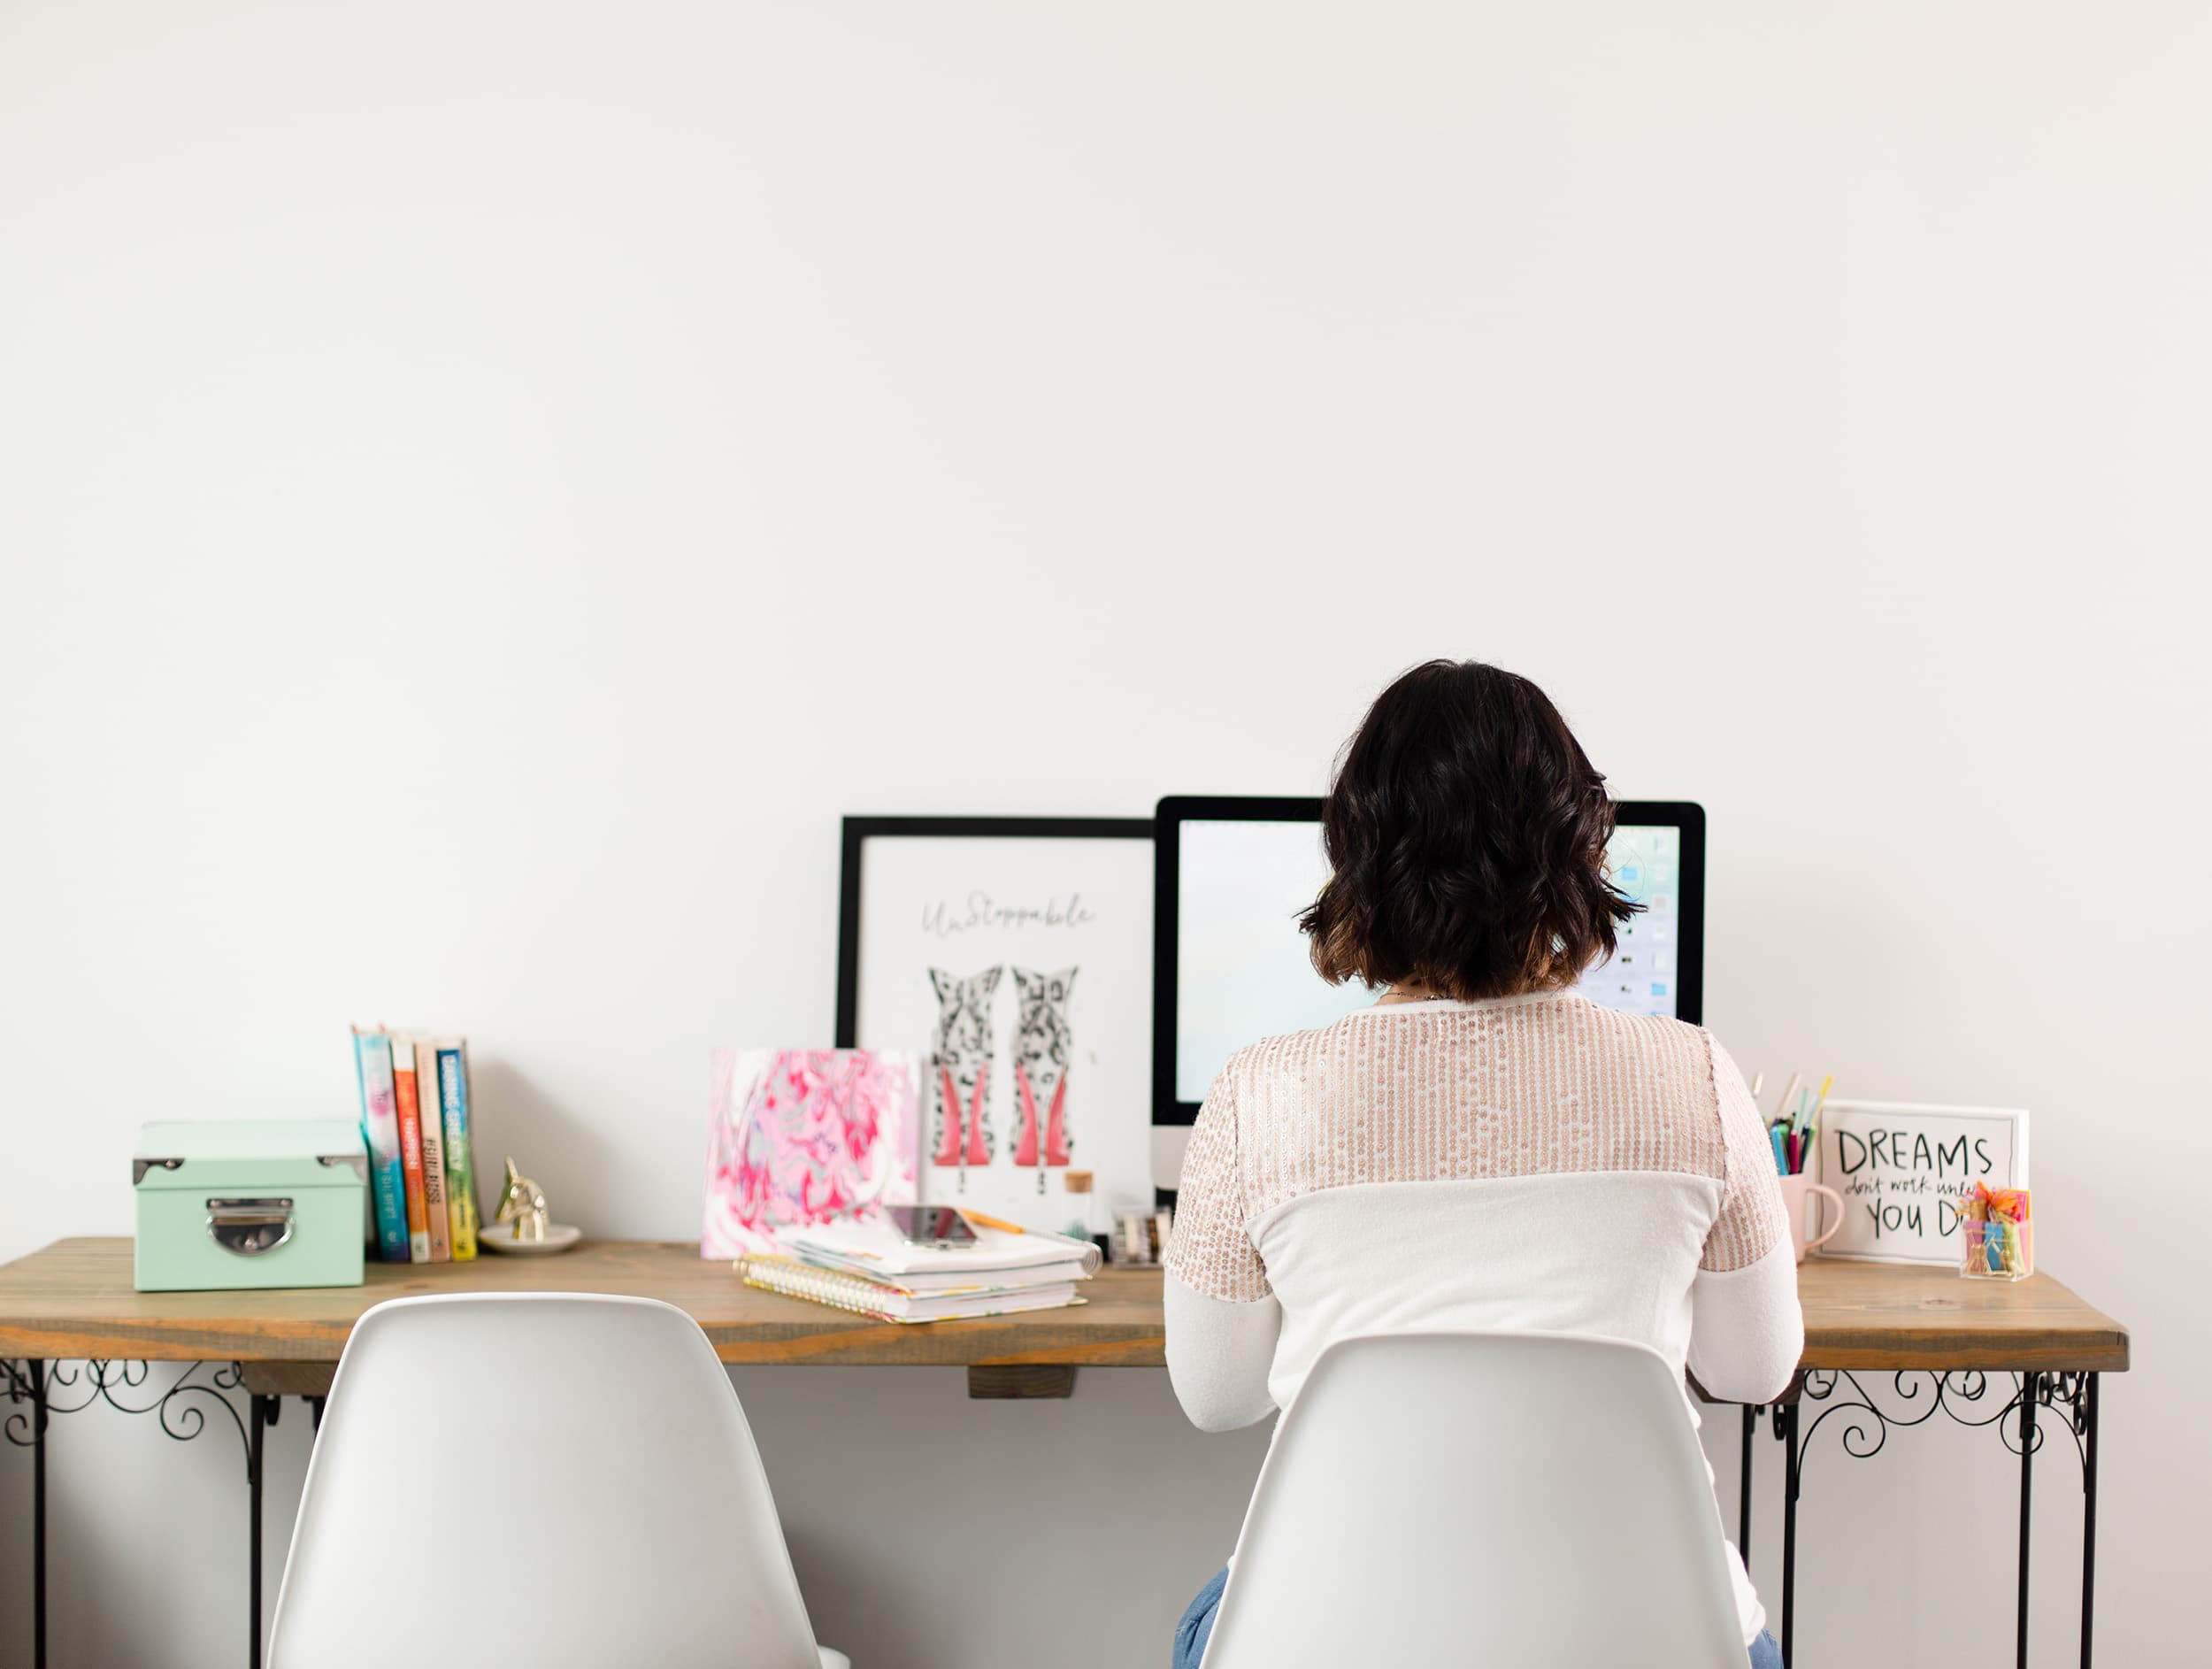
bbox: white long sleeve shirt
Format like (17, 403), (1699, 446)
(1163, 989), (1803, 1645)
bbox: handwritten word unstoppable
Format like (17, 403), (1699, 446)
(921, 892), (1097, 939)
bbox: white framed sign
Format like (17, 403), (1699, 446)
(835, 817), (1156, 1236)
(1812, 1099), (2031, 1265)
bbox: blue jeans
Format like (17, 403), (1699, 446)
(1172, 1567), (1784, 1668)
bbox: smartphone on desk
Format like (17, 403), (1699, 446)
(884, 1204), (978, 1249)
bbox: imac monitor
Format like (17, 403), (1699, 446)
(1153, 796), (1705, 1124)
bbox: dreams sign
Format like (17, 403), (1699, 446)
(1812, 1100), (2031, 1265)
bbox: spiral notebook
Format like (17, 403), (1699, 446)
(777, 1214), (1102, 1281)
(736, 1255), (1085, 1323)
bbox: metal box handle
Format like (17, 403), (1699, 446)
(206, 1197), (294, 1257)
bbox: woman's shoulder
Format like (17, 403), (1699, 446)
(1209, 994), (1723, 1104)
(1214, 1016), (1351, 1086)
(1550, 996), (1720, 1080)
(1201, 1009), (1388, 1111)
(1563, 995), (1713, 1046)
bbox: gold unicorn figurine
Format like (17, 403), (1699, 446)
(494, 1158), (550, 1242)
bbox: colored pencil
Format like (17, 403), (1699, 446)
(1769, 1072), (1802, 1127)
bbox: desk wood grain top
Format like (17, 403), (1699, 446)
(0, 1239), (2129, 1373)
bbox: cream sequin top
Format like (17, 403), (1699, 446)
(1163, 988), (1801, 1644)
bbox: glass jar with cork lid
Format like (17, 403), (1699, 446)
(1062, 1169), (1111, 1261)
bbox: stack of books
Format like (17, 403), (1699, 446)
(349, 1027), (482, 1263)
(739, 1213), (1102, 1323)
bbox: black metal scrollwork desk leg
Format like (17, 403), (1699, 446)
(25, 1359), (48, 1669)
(6, 1360), (271, 1669)
(32, 1361), (45, 1669)
(2080, 1373), (2099, 1669)
(1773, 1370), (2104, 1669)
(250, 1394), (271, 1669)
(1778, 1399), (1801, 1668)
(3, 1359), (51, 1669)
(2016, 1372), (2037, 1669)
(1739, 1403), (1757, 1550)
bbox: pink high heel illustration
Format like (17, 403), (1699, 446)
(927, 967), (1001, 1179)
(933, 1064), (973, 1166)
(1012, 1064), (1071, 1168)
(1043, 1072), (1070, 1166)
(1010, 967), (1076, 1187)
(964, 1062), (991, 1169)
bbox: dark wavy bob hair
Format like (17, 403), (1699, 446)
(1299, 660), (1638, 1000)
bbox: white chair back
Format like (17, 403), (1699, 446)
(270, 1292), (825, 1669)
(1201, 1332), (1747, 1668)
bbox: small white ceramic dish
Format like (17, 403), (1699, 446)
(477, 1222), (582, 1257)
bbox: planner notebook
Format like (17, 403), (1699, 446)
(777, 1216), (1103, 1281)
(736, 1256), (1085, 1323)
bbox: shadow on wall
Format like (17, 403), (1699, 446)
(466, 1058), (632, 1239)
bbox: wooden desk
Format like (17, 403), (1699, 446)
(0, 1238), (1167, 1398)
(0, 1237), (2128, 1379)
(1, 1241), (2127, 1669)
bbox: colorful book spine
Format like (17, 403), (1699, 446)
(351, 1027), (411, 1262)
(413, 1037), (451, 1262)
(390, 1036), (433, 1262)
(436, 1041), (479, 1260)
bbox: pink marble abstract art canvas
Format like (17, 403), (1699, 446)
(703, 1048), (923, 1258)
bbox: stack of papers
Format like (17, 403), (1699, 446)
(736, 1214), (1102, 1324)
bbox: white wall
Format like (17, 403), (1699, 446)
(3, 2), (2204, 1663)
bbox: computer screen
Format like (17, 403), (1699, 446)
(1154, 798), (1705, 1119)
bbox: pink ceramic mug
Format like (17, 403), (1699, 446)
(1778, 1175), (1845, 1262)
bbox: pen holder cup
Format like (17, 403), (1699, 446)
(1777, 1177), (1845, 1264)
(1960, 1215), (2033, 1281)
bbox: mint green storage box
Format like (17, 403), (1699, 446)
(134, 1120), (368, 1292)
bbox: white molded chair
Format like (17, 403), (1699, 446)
(1199, 1333), (1747, 1669)
(269, 1293), (849, 1669)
